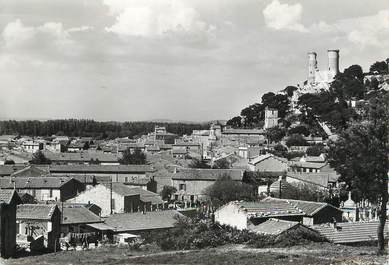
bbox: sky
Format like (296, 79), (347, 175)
(0, 0), (388, 122)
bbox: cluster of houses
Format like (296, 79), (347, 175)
(0, 121), (387, 258)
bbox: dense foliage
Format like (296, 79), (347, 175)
(369, 60), (389, 74)
(328, 91), (388, 252)
(0, 119), (209, 139)
(227, 92), (290, 128)
(160, 185), (177, 202)
(119, 148), (147, 165)
(188, 158), (211, 169)
(143, 216), (326, 251)
(306, 144), (325, 156)
(205, 175), (256, 207)
(30, 151), (51, 165)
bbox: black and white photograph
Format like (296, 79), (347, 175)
(0, 0), (388, 264)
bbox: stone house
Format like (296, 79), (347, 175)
(104, 210), (182, 235)
(0, 176), (85, 202)
(0, 190), (22, 258)
(171, 168), (245, 202)
(215, 197), (342, 229)
(16, 204), (61, 252)
(248, 154), (288, 172)
(67, 183), (163, 217)
(46, 164), (156, 192)
(60, 205), (103, 234)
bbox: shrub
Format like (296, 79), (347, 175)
(142, 215), (326, 251)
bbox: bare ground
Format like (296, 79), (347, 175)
(4, 243), (389, 265)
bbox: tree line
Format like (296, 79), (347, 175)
(0, 119), (209, 139)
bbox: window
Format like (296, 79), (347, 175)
(124, 177), (128, 183)
(179, 184), (186, 191)
(111, 198), (116, 210)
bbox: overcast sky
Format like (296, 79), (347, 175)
(0, 0), (388, 122)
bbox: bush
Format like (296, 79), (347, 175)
(142, 215), (326, 251)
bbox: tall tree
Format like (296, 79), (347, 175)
(343, 64), (364, 82)
(328, 92), (389, 253)
(30, 151), (51, 165)
(226, 116), (242, 128)
(265, 126), (286, 143)
(369, 61), (388, 74)
(188, 158), (211, 169)
(160, 185), (177, 202)
(119, 147), (147, 165)
(205, 175), (256, 207)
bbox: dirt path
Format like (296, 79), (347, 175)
(6, 243), (388, 265)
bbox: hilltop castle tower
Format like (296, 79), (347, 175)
(327, 49), (340, 79)
(307, 49), (340, 85)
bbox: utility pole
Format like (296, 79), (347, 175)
(279, 178), (282, 199)
(110, 176), (113, 215)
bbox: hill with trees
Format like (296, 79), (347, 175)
(0, 119), (209, 139)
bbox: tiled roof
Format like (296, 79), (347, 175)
(129, 187), (164, 204)
(233, 201), (304, 218)
(46, 164), (155, 174)
(0, 176), (73, 189)
(302, 156), (326, 163)
(10, 165), (47, 178)
(222, 129), (264, 135)
(42, 151), (119, 162)
(0, 165), (27, 176)
(249, 218), (300, 235)
(60, 174), (95, 184)
(104, 210), (182, 232)
(172, 168), (244, 181)
(17, 204), (58, 220)
(102, 182), (139, 197)
(61, 206), (102, 225)
(0, 190), (18, 204)
(249, 154), (287, 166)
(286, 172), (339, 188)
(172, 149), (187, 154)
(86, 222), (114, 231)
(313, 221), (388, 244)
(159, 144), (172, 150)
(102, 183), (163, 204)
(262, 197), (341, 216)
(290, 161), (327, 169)
(173, 142), (200, 147)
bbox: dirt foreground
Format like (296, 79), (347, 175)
(3, 243), (389, 265)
